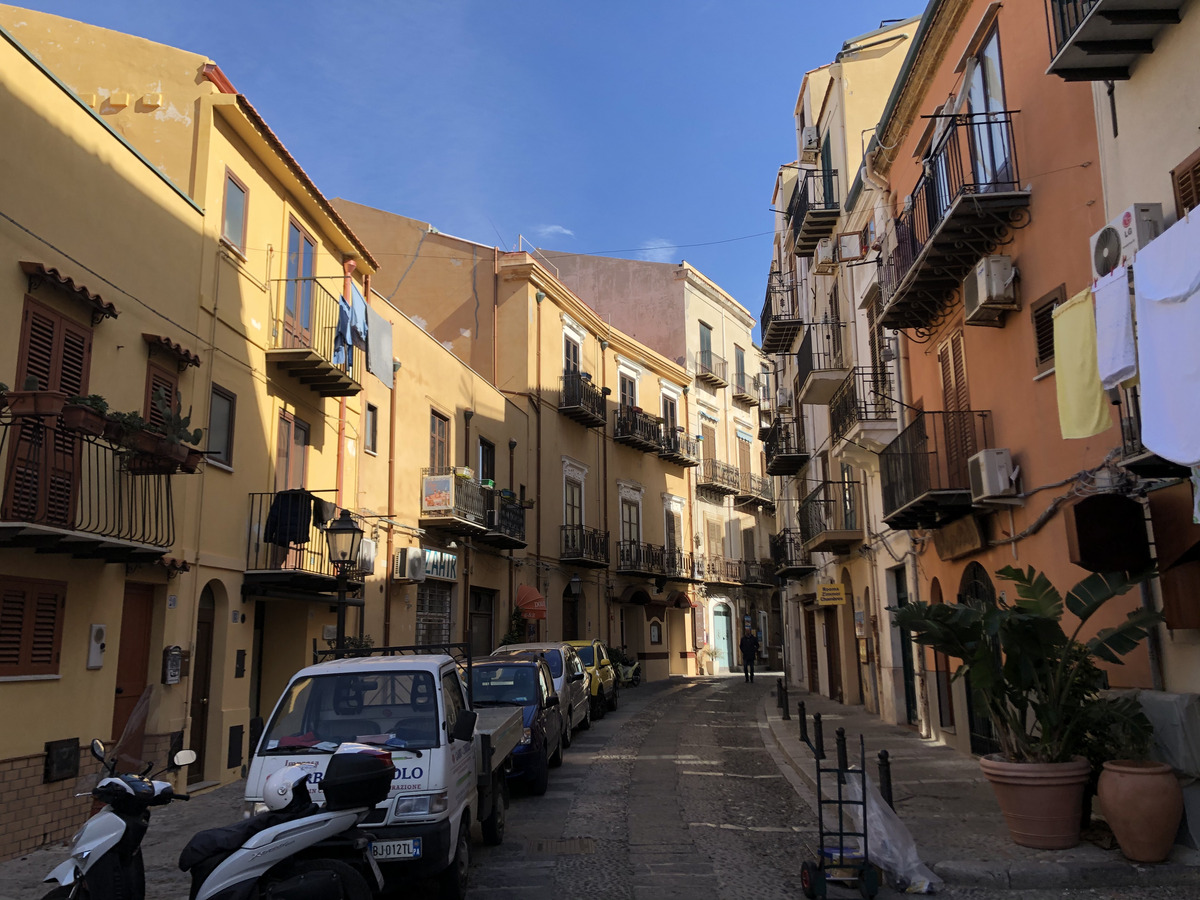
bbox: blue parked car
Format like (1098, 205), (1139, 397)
(470, 655), (564, 795)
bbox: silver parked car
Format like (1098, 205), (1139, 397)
(491, 642), (591, 746)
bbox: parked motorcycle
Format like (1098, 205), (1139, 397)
(42, 694), (392, 900)
(614, 646), (641, 688)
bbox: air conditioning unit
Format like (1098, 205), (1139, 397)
(356, 538), (377, 575)
(963, 255), (1018, 326)
(813, 238), (837, 274)
(392, 547), (426, 582)
(801, 126), (820, 164)
(968, 449), (1018, 503)
(1089, 203), (1164, 279)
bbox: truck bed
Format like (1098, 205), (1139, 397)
(473, 706), (522, 778)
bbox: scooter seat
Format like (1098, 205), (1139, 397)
(179, 803), (317, 872)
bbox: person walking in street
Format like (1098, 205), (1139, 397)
(739, 627), (760, 683)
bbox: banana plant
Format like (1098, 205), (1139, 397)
(892, 565), (1159, 763)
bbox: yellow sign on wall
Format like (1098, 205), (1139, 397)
(817, 584), (847, 606)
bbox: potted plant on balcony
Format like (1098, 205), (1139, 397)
(152, 388), (203, 468)
(3, 375), (69, 418)
(892, 564), (1160, 850)
(105, 410), (159, 454)
(61, 394), (109, 436)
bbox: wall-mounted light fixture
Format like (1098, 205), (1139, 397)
(509, 438), (518, 450)
(536, 291), (546, 303)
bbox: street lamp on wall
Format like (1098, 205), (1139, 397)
(325, 508), (364, 651)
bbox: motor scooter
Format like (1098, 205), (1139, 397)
(42, 699), (391, 900)
(615, 646), (641, 688)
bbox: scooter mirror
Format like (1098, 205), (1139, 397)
(90, 739), (106, 762)
(173, 749), (198, 767)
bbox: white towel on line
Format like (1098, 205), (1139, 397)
(1093, 266), (1136, 390)
(1134, 214), (1200, 466)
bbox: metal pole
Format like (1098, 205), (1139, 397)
(336, 569), (347, 650)
(878, 749), (894, 810)
(781, 679), (791, 720)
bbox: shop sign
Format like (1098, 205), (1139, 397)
(423, 549), (458, 581)
(817, 584), (847, 606)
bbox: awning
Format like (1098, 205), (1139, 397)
(618, 584), (653, 605)
(143, 333), (202, 370)
(21, 261), (118, 322)
(666, 590), (696, 609)
(515, 584), (546, 620)
(644, 603), (667, 622)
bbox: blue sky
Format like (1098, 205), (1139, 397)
(17, 1), (920, 334)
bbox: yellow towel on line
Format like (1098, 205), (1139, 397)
(1054, 287), (1112, 439)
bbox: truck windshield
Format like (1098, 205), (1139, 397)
(259, 670), (440, 752)
(471, 665), (538, 706)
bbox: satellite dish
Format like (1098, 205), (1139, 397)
(1093, 226), (1122, 277)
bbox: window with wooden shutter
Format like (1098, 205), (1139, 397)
(701, 422), (716, 460)
(937, 331), (969, 412)
(1031, 285), (1065, 376)
(1172, 145), (1200, 218)
(144, 362), (179, 431)
(0, 578), (66, 677)
(16, 298), (92, 395)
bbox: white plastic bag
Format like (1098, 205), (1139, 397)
(842, 771), (941, 894)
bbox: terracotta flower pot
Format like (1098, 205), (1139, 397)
(180, 449), (205, 474)
(980, 755), (1091, 850)
(5, 389), (68, 418)
(61, 405), (107, 437)
(1098, 760), (1183, 863)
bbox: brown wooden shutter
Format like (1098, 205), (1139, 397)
(16, 300), (92, 394)
(0, 588), (23, 670)
(701, 423), (716, 460)
(1172, 145), (1200, 218)
(0, 580), (65, 677)
(939, 332), (969, 412)
(20, 305), (57, 391)
(144, 363), (178, 431)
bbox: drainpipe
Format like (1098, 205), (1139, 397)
(463, 409), (474, 645)
(535, 290), (544, 639)
(600, 339), (611, 646)
(385, 328), (397, 646)
(337, 259), (356, 508)
(493, 248), (500, 387)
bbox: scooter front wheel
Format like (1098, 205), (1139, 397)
(42, 886), (84, 900)
(281, 858), (372, 900)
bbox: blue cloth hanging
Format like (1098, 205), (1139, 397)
(350, 283), (369, 351)
(332, 297), (351, 367)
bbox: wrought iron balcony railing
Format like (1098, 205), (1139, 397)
(830, 366), (895, 445)
(705, 555), (743, 585)
(0, 417), (175, 559)
(695, 350), (728, 387)
(1045, 0), (1186, 82)
(761, 270), (804, 355)
(420, 466), (488, 532)
(764, 414), (809, 476)
(731, 371), (761, 406)
(799, 480), (864, 555)
(662, 548), (701, 582)
(1117, 386), (1189, 478)
(561, 524), (609, 567)
(789, 169), (841, 257)
(247, 491), (365, 582)
(480, 490), (527, 549)
(735, 472), (774, 507)
(796, 323), (851, 405)
(879, 112), (1027, 334)
(613, 406), (663, 453)
(616, 540), (665, 576)
(741, 559), (776, 587)
(558, 372), (606, 428)
(268, 277), (364, 396)
(696, 457), (741, 494)
(658, 429), (700, 467)
(770, 529), (816, 576)
(880, 410), (991, 529)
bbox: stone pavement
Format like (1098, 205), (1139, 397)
(758, 681), (1200, 891)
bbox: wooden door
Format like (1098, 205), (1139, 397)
(283, 221), (315, 349)
(189, 589), (215, 785)
(825, 609), (842, 702)
(111, 584), (154, 759)
(894, 569), (919, 726)
(938, 331), (972, 484)
(805, 609), (820, 690)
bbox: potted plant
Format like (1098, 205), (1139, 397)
(61, 394), (109, 436)
(1093, 700), (1183, 862)
(892, 565), (1160, 850)
(4, 375), (68, 418)
(152, 388), (203, 467)
(105, 410), (159, 454)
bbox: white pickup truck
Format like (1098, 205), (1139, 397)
(245, 645), (522, 899)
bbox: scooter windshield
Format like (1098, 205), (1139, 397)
(260, 671), (441, 753)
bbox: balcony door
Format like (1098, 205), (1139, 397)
(564, 477), (582, 553)
(967, 29), (1012, 189)
(275, 413), (309, 492)
(6, 299), (91, 527)
(938, 332), (972, 487)
(699, 322), (714, 373)
(283, 221), (315, 349)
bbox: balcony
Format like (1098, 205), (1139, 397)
(0, 418), (174, 561)
(561, 524), (609, 568)
(266, 278), (364, 397)
(662, 549), (703, 583)
(879, 113), (1029, 334)
(734, 472), (775, 510)
(799, 480), (864, 555)
(741, 559), (777, 588)
(705, 555), (743, 586)
(558, 372), (606, 429)
(880, 410), (992, 529)
(696, 458), (741, 494)
(1045, 0), (1187, 81)
(658, 429), (700, 467)
(616, 540), (665, 577)
(695, 350), (728, 388)
(789, 169), (841, 258)
(419, 467), (488, 535)
(478, 490), (527, 550)
(613, 406), (662, 453)
(245, 492), (365, 593)
(830, 366), (897, 451)
(732, 372), (761, 406)
(796, 323), (851, 405)
(770, 529), (817, 577)
(1117, 386), (1189, 478)
(764, 415), (809, 475)
(761, 271), (804, 355)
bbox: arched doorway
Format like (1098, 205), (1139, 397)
(713, 603), (734, 674)
(958, 562), (1000, 756)
(189, 584), (217, 785)
(930, 578), (955, 730)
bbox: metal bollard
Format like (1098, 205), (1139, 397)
(776, 678), (784, 709)
(878, 749), (894, 810)
(835, 727), (849, 772)
(781, 681), (790, 720)
(798, 701), (808, 743)
(813, 712), (825, 760)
